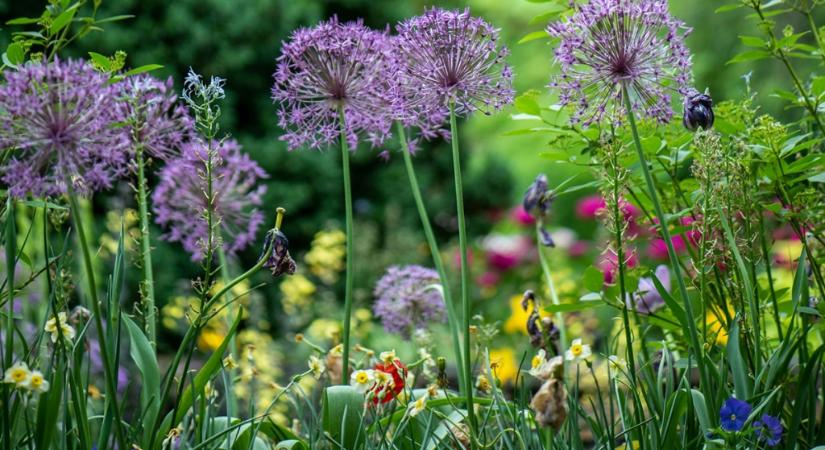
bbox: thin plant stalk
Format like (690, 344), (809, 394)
(396, 122), (467, 393)
(3, 198), (15, 450)
(536, 228), (568, 351)
(448, 101), (477, 437)
(621, 86), (708, 391)
(65, 181), (127, 449)
(338, 109), (355, 385)
(135, 147), (157, 347)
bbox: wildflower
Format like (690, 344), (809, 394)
(529, 349), (552, 379)
(753, 414), (783, 447)
(547, 0), (693, 126)
(407, 393), (428, 417)
(3, 362), (31, 387)
(162, 426), (184, 449)
(683, 89), (714, 131)
(45, 312), (76, 343)
(489, 348), (518, 385)
(118, 75), (192, 161)
(0, 59), (130, 198)
(379, 350), (397, 365)
(565, 338), (592, 363)
(350, 369), (375, 394)
(152, 138), (267, 261)
(223, 355), (238, 370)
(475, 374), (492, 393)
(261, 229), (297, 278)
(308, 355), (325, 379)
(22, 370), (50, 393)
(608, 355), (628, 372)
(373, 266), (446, 339)
(371, 358), (408, 404)
(627, 265), (671, 314)
(271, 17), (395, 150)
(719, 397), (752, 432)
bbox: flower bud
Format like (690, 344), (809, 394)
(522, 174), (551, 218)
(261, 208), (296, 278)
(683, 89), (714, 131)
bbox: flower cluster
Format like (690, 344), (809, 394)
(152, 138), (267, 260)
(718, 397), (783, 447)
(547, 0), (693, 126)
(44, 312), (76, 343)
(373, 265), (446, 339)
(2, 362), (49, 393)
(349, 351), (408, 405)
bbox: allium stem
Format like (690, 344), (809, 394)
(66, 181), (127, 449)
(449, 102), (477, 438)
(135, 148), (157, 347)
(621, 86), (707, 390)
(339, 109), (355, 385)
(396, 122), (467, 393)
(3, 198), (14, 450)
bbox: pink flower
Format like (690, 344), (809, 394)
(648, 235), (687, 261)
(477, 271), (501, 288)
(598, 249), (638, 285)
(568, 240), (589, 258)
(576, 195), (606, 219)
(512, 205), (536, 226)
(483, 234), (533, 271)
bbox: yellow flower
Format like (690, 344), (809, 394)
(87, 384), (102, 399)
(308, 355), (325, 379)
(3, 362), (30, 387)
(379, 350), (397, 364)
(489, 348), (518, 385)
(197, 328), (226, 351)
(565, 338), (592, 363)
(305, 230), (346, 284)
(407, 393), (428, 417)
(503, 295), (549, 335)
(706, 304), (733, 347)
(350, 369), (375, 393)
(44, 312), (75, 343)
(23, 370), (49, 393)
(223, 355), (238, 370)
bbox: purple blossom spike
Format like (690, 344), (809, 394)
(271, 17), (395, 151)
(547, 0), (693, 127)
(118, 75), (193, 161)
(395, 8), (514, 120)
(152, 139), (267, 261)
(373, 265), (446, 339)
(0, 59), (130, 198)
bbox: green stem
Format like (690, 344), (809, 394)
(66, 182), (127, 449)
(449, 103), (477, 439)
(339, 111), (355, 385)
(621, 87), (708, 391)
(136, 148), (157, 347)
(535, 227), (567, 350)
(804, 10), (825, 66)
(3, 198), (15, 450)
(396, 122), (467, 393)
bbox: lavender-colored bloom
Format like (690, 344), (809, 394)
(627, 265), (670, 314)
(754, 414), (782, 447)
(373, 265), (446, 339)
(547, 0), (693, 127)
(152, 139), (267, 261)
(118, 75), (193, 161)
(720, 397), (752, 432)
(0, 59), (130, 198)
(271, 17), (395, 151)
(395, 8), (514, 120)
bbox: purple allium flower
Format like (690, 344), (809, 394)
(395, 8), (514, 120)
(627, 265), (670, 314)
(118, 75), (193, 161)
(754, 414), (782, 447)
(720, 397), (752, 432)
(0, 59), (130, 198)
(373, 265), (446, 339)
(152, 139), (267, 261)
(271, 17), (395, 151)
(547, 0), (693, 127)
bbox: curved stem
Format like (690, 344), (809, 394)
(621, 87), (708, 391)
(136, 148), (157, 347)
(397, 122), (467, 393)
(339, 110), (355, 385)
(449, 103), (477, 438)
(535, 227), (567, 351)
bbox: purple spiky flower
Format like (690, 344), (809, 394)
(271, 17), (395, 151)
(547, 0), (693, 127)
(0, 59), (130, 198)
(395, 8), (514, 120)
(152, 139), (267, 261)
(373, 265), (446, 339)
(118, 75), (193, 161)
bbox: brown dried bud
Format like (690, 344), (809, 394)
(530, 378), (568, 430)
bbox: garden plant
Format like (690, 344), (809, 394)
(1, 0), (824, 448)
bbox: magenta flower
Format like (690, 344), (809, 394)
(547, 0), (693, 126)
(373, 265), (446, 339)
(576, 195), (607, 219)
(598, 248), (639, 284)
(395, 8), (514, 120)
(0, 59), (130, 198)
(118, 75), (193, 161)
(152, 139), (267, 261)
(271, 17), (395, 151)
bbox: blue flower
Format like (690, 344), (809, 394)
(720, 397), (752, 431)
(754, 414), (782, 447)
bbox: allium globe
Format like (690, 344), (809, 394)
(373, 265), (446, 338)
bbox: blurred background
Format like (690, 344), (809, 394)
(0, 0), (820, 402)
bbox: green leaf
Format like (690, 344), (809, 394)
(545, 297), (604, 313)
(715, 4), (742, 13)
(4, 43), (25, 66)
(690, 389), (712, 433)
(738, 35), (766, 48)
(808, 171), (825, 183)
(582, 265), (604, 292)
(322, 386), (365, 450)
(88, 52), (111, 71)
(518, 30), (549, 44)
(50, 4), (79, 34)
(726, 50), (772, 64)
(122, 64), (163, 76)
(514, 91), (542, 116)
(275, 440), (309, 449)
(6, 17), (41, 25)
(727, 319), (752, 399)
(124, 315), (161, 445)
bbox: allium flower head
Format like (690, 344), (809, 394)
(118, 75), (193, 161)
(720, 397), (752, 431)
(152, 139), (267, 260)
(0, 59), (130, 198)
(272, 17), (395, 150)
(547, 0), (693, 126)
(395, 8), (514, 120)
(373, 265), (446, 339)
